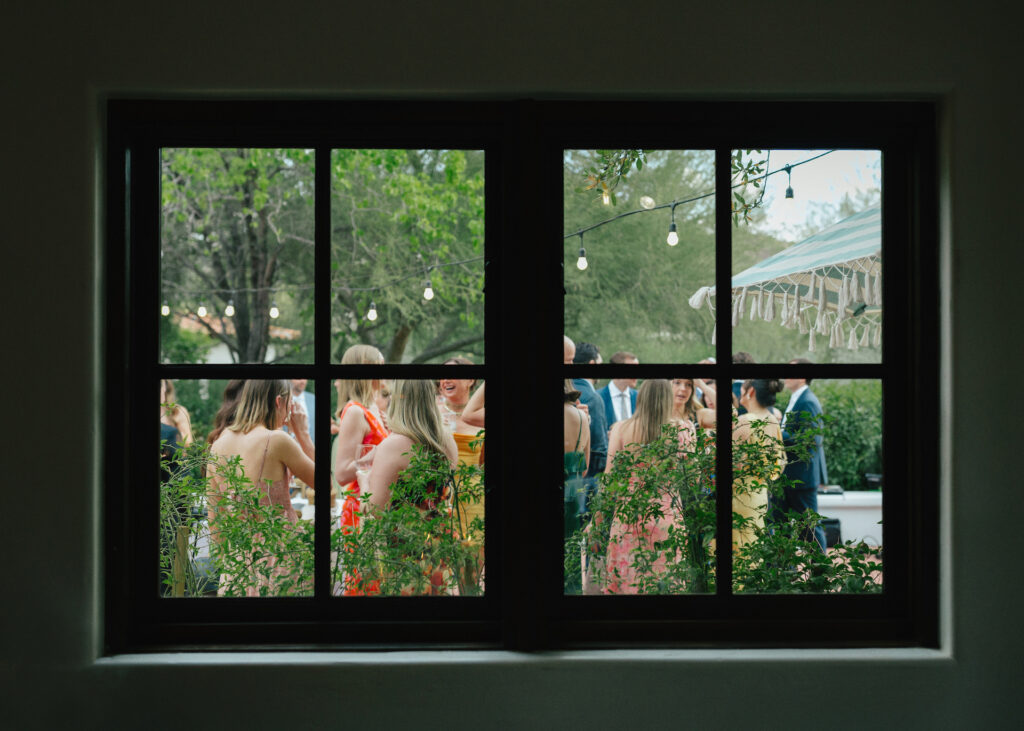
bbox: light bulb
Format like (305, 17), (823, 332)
(785, 186), (795, 203)
(423, 283), (434, 301)
(640, 195), (656, 210)
(576, 247), (589, 271)
(224, 300), (235, 317)
(367, 302), (378, 321)
(269, 302), (280, 318)
(602, 190), (611, 205)
(667, 222), (679, 247)
(197, 304), (207, 318)
(160, 302), (170, 317)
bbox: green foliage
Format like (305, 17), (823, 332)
(332, 444), (485, 595)
(159, 316), (215, 364)
(330, 149), (485, 363)
(159, 440), (314, 597)
(567, 420), (882, 594)
(816, 380), (883, 490)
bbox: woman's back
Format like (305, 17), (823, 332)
(210, 427), (297, 522)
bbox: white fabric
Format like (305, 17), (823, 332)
(782, 384), (808, 427)
(608, 380), (632, 421)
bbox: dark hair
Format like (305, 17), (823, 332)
(207, 379), (246, 445)
(742, 379), (785, 407)
(573, 341), (600, 364)
(789, 357), (814, 384)
(732, 351), (756, 364)
(563, 379), (581, 403)
(609, 350), (637, 364)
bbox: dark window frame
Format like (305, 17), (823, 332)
(104, 100), (938, 653)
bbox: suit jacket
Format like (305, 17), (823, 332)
(782, 387), (828, 490)
(598, 383), (637, 428)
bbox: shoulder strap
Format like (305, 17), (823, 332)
(573, 406), (583, 451)
(254, 433), (273, 487)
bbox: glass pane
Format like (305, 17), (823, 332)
(729, 150), (882, 364)
(331, 150), (485, 364)
(159, 378), (316, 598)
(564, 376), (716, 595)
(330, 376), (485, 596)
(731, 377), (883, 593)
(563, 150), (715, 365)
(160, 149), (315, 364)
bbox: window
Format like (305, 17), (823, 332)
(105, 101), (938, 651)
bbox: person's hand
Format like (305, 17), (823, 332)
(330, 418), (341, 435)
(288, 401), (310, 435)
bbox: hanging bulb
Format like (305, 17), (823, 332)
(224, 300), (235, 317)
(196, 304), (207, 318)
(367, 301), (378, 321)
(576, 247), (589, 271)
(602, 190), (611, 206)
(160, 302), (170, 317)
(784, 164), (795, 204)
(423, 281), (434, 301)
(667, 222), (679, 246)
(269, 301), (280, 319)
(640, 195), (656, 210)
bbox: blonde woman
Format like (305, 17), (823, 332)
(671, 377), (716, 431)
(160, 379), (194, 446)
(603, 379), (695, 594)
(208, 379), (315, 596)
(332, 344), (389, 543)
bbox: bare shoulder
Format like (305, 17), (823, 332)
(379, 432), (414, 457)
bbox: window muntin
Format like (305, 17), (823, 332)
(108, 100), (936, 651)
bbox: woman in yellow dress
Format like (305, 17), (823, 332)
(732, 379), (787, 551)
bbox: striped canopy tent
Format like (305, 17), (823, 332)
(689, 206), (883, 352)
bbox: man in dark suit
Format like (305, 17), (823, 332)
(774, 359), (828, 551)
(598, 351), (638, 431)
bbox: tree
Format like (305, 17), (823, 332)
(161, 148), (315, 363)
(330, 149), (485, 363)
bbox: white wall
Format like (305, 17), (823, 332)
(3, 0), (1021, 727)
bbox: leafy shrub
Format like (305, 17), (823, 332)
(815, 380), (883, 490)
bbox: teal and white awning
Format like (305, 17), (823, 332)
(689, 206), (883, 351)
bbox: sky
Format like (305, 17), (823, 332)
(749, 149), (882, 241)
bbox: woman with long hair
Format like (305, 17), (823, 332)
(160, 379), (194, 446)
(208, 379), (315, 596)
(602, 379), (695, 594)
(732, 379), (786, 551)
(332, 344), (388, 532)
(365, 380), (458, 595)
(671, 377), (716, 431)
(206, 379), (246, 447)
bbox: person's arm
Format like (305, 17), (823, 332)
(462, 383), (485, 428)
(367, 435), (411, 510)
(285, 402), (315, 461)
(580, 410), (591, 469)
(694, 379), (716, 410)
(333, 406), (369, 486)
(605, 421), (623, 472)
(273, 431), (315, 489)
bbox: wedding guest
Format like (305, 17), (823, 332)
(208, 379), (315, 596)
(462, 382), (485, 429)
(695, 357), (717, 410)
(563, 335), (576, 365)
(206, 380), (245, 447)
(563, 379), (591, 591)
(287, 379), (316, 445)
(732, 379), (786, 551)
(572, 342), (608, 477)
(599, 351), (639, 430)
(366, 379), (458, 595)
(732, 351), (756, 415)
(332, 345), (388, 541)
(160, 379), (194, 446)
(672, 377), (716, 430)
(603, 379), (695, 594)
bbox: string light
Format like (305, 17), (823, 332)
(640, 195), (656, 210)
(576, 232), (589, 270)
(196, 304), (207, 318)
(269, 301), (280, 319)
(602, 190), (611, 206)
(784, 164), (794, 203)
(666, 202), (679, 246)
(161, 302), (170, 317)
(423, 280), (434, 301)
(224, 300), (235, 317)
(366, 301), (378, 321)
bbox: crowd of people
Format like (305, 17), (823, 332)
(561, 336), (829, 594)
(158, 347), (486, 597)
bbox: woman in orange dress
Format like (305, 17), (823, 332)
(331, 344), (388, 595)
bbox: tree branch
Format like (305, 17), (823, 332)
(410, 333), (485, 363)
